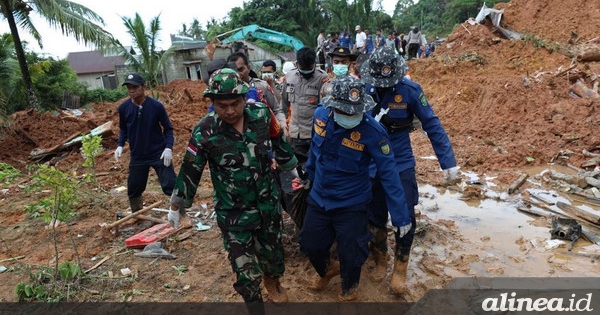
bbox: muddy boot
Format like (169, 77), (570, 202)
(338, 286), (358, 302)
(389, 253), (409, 295)
(370, 248), (388, 282)
(309, 260), (340, 291)
(129, 196), (144, 213)
(263, 275), (288, 303)
(244, 299), (265, 315)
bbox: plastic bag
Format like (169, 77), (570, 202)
(280, 173), (309, 229)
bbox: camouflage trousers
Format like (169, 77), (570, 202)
(219, 209), (285, 302)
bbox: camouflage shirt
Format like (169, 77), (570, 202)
(171, 101), (297, 229)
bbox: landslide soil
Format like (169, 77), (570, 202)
(1, 0), (600, 304)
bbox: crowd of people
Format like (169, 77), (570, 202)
(114, 28), (456, 313)
(317, 26), (436, 72)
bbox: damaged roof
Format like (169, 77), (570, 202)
(67, 51), (126, 74)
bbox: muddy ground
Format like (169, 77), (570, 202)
(1, 0), (600, 304)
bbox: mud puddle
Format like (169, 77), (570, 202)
(413, 165), (600, 282)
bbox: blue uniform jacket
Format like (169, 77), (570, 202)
(117, 97), (174, 160)
(366, 78), (456, 175)
(305, 106), (410, 227)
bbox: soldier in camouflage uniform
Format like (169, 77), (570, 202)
(169, 68), (298, 315)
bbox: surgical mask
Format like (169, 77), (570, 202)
(262, 73), (275, 80)
(332, 64), (349, 77)
(298, 67), (315, 79)
(334, 111), (363, 129)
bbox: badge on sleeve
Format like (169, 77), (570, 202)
(380, 140), (391, 155)
(419, 93), (428, 107)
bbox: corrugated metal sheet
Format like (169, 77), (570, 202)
(67, 51), (125, 74)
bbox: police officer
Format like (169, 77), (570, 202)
(299, 76), (412, 301)
(168, 68), (298, 314)
(281, 47), (329, 170)
(319, 47), (357, 98)
(360, 47), (459, 294)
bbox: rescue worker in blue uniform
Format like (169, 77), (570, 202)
(299, 76), (412, 301)
(360, 46), (459, 294)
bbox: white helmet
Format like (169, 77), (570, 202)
(282, 61), (295, 74)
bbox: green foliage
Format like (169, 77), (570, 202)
(25, 164), (79, 223)
(172, 265), (188, 276)
(15, 262), (84, 302)
(33, 58), (87, 111)
(82, 86), (128, 104)
(81, 133), (104, 181)
(0, 162), (20, 187)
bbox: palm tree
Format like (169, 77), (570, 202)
(0, 0), (112, 109)
(115, 13), (173, 90)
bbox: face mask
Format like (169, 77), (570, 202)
(334, 111), (363, 129)
(298, 67), (315, 79)
(332, 64), (349, 77)
(262, 73), (274, 80)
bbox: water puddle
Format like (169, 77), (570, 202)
(414, 164), (600, 279)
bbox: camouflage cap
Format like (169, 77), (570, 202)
(203, 68), (249, 96)
(360, 46), (408, 87)
(322, 76), (376, 115)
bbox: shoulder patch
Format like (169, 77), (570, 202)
(321, 77), (329, 84)
(419, 93), (428, 107)
(380, 142), (391, 155)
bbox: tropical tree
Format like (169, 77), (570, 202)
(114, 13), (173, 91)
(179, 18), (205, 40)
(0, 32), (18, 114)
(0, 0), (112, 110)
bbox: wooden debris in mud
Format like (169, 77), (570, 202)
(508, 173), (528, 194)
(556, 201), (600, 225)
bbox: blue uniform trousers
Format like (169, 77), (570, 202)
(299, 196), (371, 292)
(128, 156), (176, 199)
(368, 167), (418, 258)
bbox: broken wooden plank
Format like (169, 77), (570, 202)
(102, 200), (163, 231)
(530, 193), (556, 206)
(508, 173), (528, 194)
(556, 201), (600, 225)
(0, 255), (25, 263)
(29, 130), (82, 160)
(517, 205), (554, 218)
(581, 226), (600, 245)
(582, 156), (600, 168)
(84, 255), (111, 274)
(550, 170), (587, 188)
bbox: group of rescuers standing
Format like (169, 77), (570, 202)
(114, 43), (458, 315)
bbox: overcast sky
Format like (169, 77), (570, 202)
(0, 0), (397, 59)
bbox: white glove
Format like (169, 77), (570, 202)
(443, 166), (460, 182)
(394, 223), (412, 238)
(114, 146), (123, 162)
(168, 207), (180, 229)
(161, 148), (173, 167)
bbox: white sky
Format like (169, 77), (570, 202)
(0, 0), (397, 59)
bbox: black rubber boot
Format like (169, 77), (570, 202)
(129, 196), (143, 213)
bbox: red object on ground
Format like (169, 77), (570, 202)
(125, 222), (178, 248)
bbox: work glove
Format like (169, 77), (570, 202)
(114, 146), (123, 162)
(394, 223), (412, 238)
(161, 148), (173, 167)
(168, 207), (180, 229)
(442, 166), (460, 182)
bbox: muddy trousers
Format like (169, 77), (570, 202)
(367, 168), (418, 258)
(220, 211), (285, 303)
(127, 156), (176, 211)
(299, 196), (370, 293)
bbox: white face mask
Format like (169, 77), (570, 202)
(334, 111), (362, 129)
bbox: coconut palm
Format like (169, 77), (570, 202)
(0, 0), (112, 109)
(114, 13), (174, 90)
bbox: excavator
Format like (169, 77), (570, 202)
(216, 24), (305, 52)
